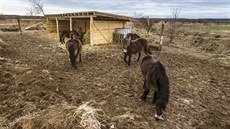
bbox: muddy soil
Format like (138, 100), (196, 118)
(0, 31), (229, 129)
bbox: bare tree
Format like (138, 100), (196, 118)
(168, 8), (182, 43)
(27, 0), (45, 16)
(26, 7), (34, 16)
(132, 12), (143, 28)
(133, 12), (154, 34)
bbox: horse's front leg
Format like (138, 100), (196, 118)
(128, 55), (132, 66)
(124, 53), (127, 63)
(141, 80), (149, 102)
(137, 52), (141, 62)
(142, 80), (146, 89)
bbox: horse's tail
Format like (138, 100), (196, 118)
(68, 43), (76, 68)
(151, 61), (169, 111)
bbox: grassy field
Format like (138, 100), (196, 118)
(204, 24), (230, 31)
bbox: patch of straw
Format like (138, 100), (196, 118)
(83, 30), (90, 45)
(11, 100), (107, 129)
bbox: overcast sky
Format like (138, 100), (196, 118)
(0, 0), (230, 18)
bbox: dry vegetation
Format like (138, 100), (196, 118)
(0, 22), (230, 129)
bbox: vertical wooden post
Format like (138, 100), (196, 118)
(17, 18), (22, 34)
(46, 17), (49, 32)
(90, 16), (94, 46)
(70, 17), (72, 31)
(108, 22), (110, 43)
(55, 17), (59, 38)
(122, 21), (125, 28)
(159, 23), (164, 51)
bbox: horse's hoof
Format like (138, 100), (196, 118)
(155, 114), (164, 121)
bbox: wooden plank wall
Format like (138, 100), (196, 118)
(92, 21), (124, 45)
(47, 20), (70, 32)
(73, 20), (89, 33)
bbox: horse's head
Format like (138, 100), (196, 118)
(70, 29), (81, 40)
(125, 33), (132, 40)
(122, 37), (131, 53)
(126, 33), (140, 40)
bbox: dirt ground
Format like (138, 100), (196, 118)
(0, 30), (229, 129)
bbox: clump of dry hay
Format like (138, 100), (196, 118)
(11, 101), (107, 129)
(83, 30), (90, 45)
(112, 112), (135, 123)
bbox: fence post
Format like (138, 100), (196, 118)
(17, 18), (22, 34)
(159, 23), (164, 51)
(55, 17), (59, 39)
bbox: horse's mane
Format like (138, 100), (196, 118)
(134, 33), (140, 38)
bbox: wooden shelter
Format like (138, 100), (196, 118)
(45, 11), (132, 45)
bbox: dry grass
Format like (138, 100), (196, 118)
(10, 101), (108, 129)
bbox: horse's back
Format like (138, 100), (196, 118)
(66, 39), (81, 50)
(141, 55), (159, 75)
(141, 54), (159, 64)
(60, 30), (70, 37)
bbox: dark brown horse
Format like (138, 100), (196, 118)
(59, 30), (71, 44)
(65, 39), (82, 69)
(140, 54), (169, 120)
(123, 37), (152, 65)
(125, 33), (140, 40)
(70, 28), (84, 44)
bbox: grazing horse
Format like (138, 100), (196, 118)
(125, 33), (140, 40)
(123, 37), (152, 65)
(140, 55), (169, 120)
(70, 28), (84, 45)
(59, 30), (71, 44)
(65, 39), (82, 69)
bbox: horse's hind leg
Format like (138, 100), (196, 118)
(152, 91), (158, 104)
(128, 55), (132, 66)
(141, 80), (149, 101)
(137, 52), (141, 62)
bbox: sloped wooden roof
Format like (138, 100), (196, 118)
(45, 11), (132, 21)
